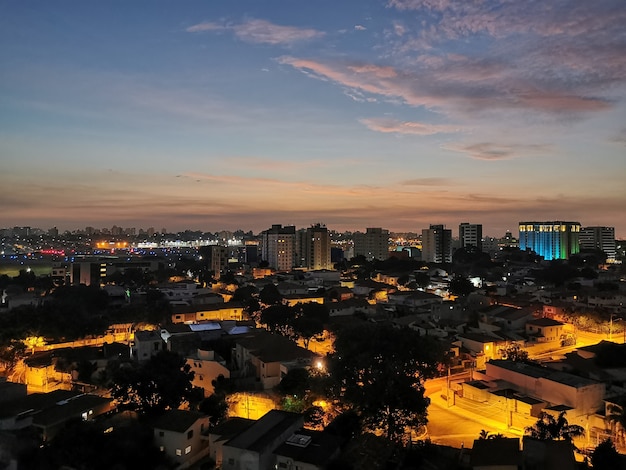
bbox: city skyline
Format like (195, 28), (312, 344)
(2, 1), (625, 237)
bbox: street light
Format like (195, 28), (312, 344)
(609, 314), (624, 343)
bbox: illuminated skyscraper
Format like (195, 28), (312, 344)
(260, 224), (296, 271)
(518, 221), (581, 260)
(304, 223), (331, 270)
(422, 224), (452, 263)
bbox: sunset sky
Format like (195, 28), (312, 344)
(1, 1), (625, 237)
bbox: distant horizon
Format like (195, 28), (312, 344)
(5, 219), (625, 240)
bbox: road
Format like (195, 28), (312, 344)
(423, 373), (521, 448)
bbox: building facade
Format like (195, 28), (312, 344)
(303, 224), (331, 270)
(422, 224), (452, 263)
(353, 227), (390, 261)
(579, 226), (616, 261)
(518, 221), (581, 260)
(260, 224), (296, 271)
(459, 223), (483, 251)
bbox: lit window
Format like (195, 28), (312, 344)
(176, 449), (182, 456)
(185, 446), (192, 454)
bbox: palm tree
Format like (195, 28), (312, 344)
(606, 402), (626, 447)
(525, 411), (585, 443)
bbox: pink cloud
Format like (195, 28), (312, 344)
(444, 142), (552, 161)
(188, 19), (324, 45)
(359, 117), (459, 135)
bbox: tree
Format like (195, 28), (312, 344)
(260, 304), (295, 336)
(591, 438), (621, 469)
(291, 302), (329, 349)
(259, 283), (282, 305)
(525, 411), (584, 443)
(414, 272), (430, 289)
(606, 402), (626, 446)
(199, 394), (228, 427)
(327, 323), (445, 443)
(448, 276), (475, 297)
(500, 344), (530, 362)
(110, 350), (194, 415)
(279, 368), (310, 398)
(478, 429), (504, 439)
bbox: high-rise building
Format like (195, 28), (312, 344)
(304, 223), (331, 270)
(580, 226), (616, 261)
(353, 227), (390, 261)
(459, 223), (483, 251)
(208, 245), (230, 278)
(518, 221), (581, 260)
(422, 224), (452, 263)
(260, 224), (296, 271)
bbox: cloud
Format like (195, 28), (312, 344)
(399, 178), (452, 186)
(187, 19), (324, 45)
(445, 142), (552, 161)
(360, 117), (459, 135)
(186, 22), (225, 33)
(278, 55), (613, 118)
(355, 25), (366, 31)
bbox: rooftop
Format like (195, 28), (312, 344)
(225, 410), (303, 453)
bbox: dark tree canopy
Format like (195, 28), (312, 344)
(291, 302), (329, 349)
(524, 411), (584, 442)
(260, 304), (295, 336)
(591, 438), (621, 469)
(259, 283), (283, 305)
(327, 323), (445, 443)
(110, 350), (195, 415)
(449, 276), (476, 297)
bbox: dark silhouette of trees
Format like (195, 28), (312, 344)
(524, 411), (584, 442)
(110, 350), (194, 415)
(413, 271), (430, 289)
(259, 283), (282, 305)
(591, 438), (621, 469)
(327, 323), (445, 443)
(291, 302), (329, 349)
(500, 344), (530, 362)
(449, 276), (475, 297)
(260, 304), (295, 336)
(279, 368), (310, 398)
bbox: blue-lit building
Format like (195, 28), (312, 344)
(518, 221), (581, 260)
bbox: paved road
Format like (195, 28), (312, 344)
(424, 374), (521, 448)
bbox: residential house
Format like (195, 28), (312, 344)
(387, 290), (443, 312)
(153, 410), (210, 469)
(132, 330), (164, 363)
(221, 410), (304, 470)
(525, 318), (565, 344)
(171, 302), (245, 324)
(326, 298), (374, 317)
(0, 390), (113, 441)
(273, 429), (341, 470)
(208, 417), (255, 467)
(522, 437), (577, 470)
(283, 294), (325, 307)
(456, 332), (508, 364)
(232, 330), (319, 389)
(23, 352), (72, 393)
(470, 437), (521, 470)
(186, 349), (231, 397)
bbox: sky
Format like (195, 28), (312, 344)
(1, 1), (625, 238)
